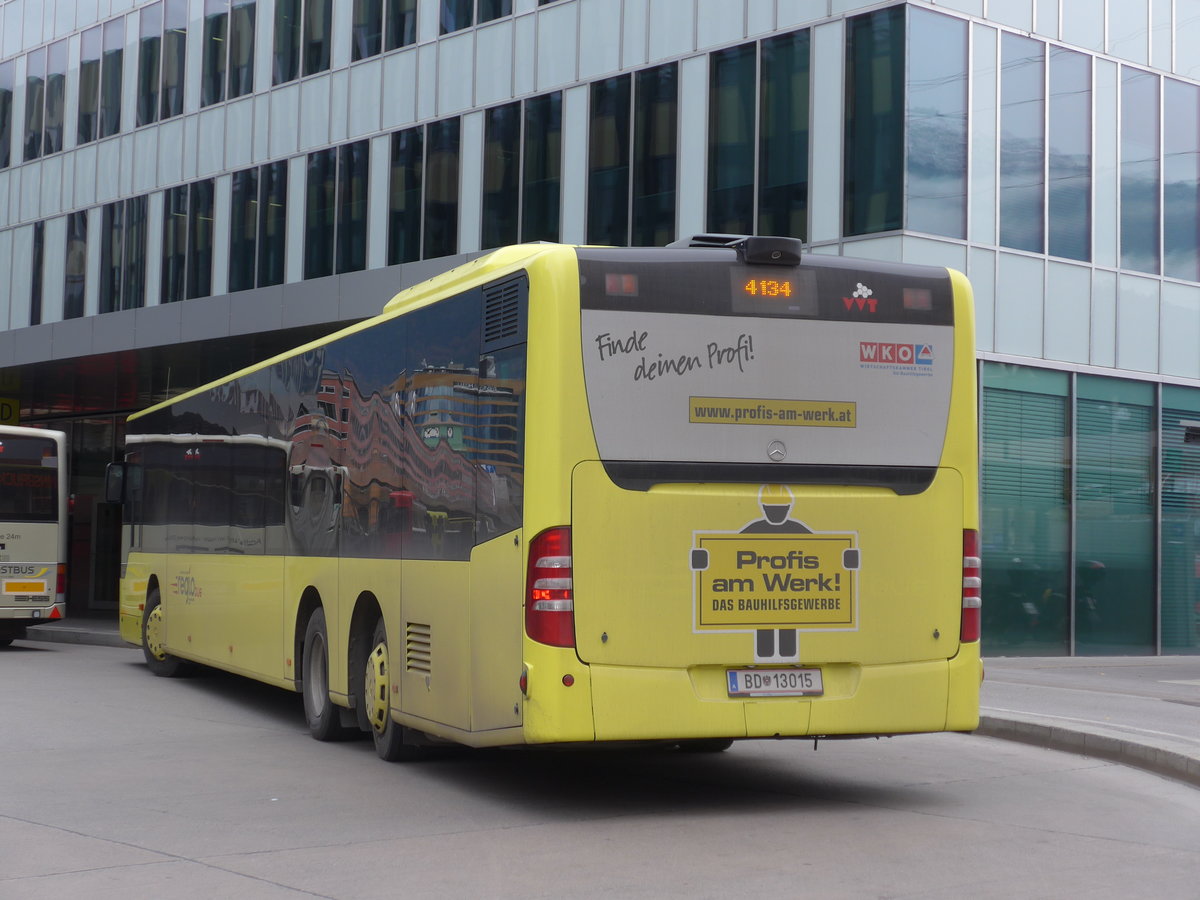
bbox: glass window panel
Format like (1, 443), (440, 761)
(305, 147), (336, 278)
(1120, 67), (1160, 274)
(479, 0), (511, 25)
(336, 141), (369, 274)
(844, 6), (904, 235)
(980, 364), (1071, 655)
(64, 211), (87, 319)
(202, 0), (229, 107)
(78, 27), (102, 145)
(259, 160), (288, 286)
(229, 1), (256, 98)
(229, 166), (258, 292)
(43, 40), (67, 155)
(1, 60), (14, 168)
(999, 33), (1045, 253)
(482, 102), (520, 249)
(385, 0), (416, 50)
(274, 0), (301, 85)
(1049, 48), (1092, 262)
(1164, 78), (1200, 282)
(1075, 375), (1156, 655)
(23, 47), (45, 162)
(388, 126), (423, 264)
(303, 0), (332, 76)
(441, 0), (473, 35)
(122, 196), (149, 310)
(187, 179), (215, 299)
(100, 202), (123, 313)
(906, 9), (967, 238)
(161, 0), (188, 119)
(1162, 393), (1200, 654)
(423, 118), (460, 259)
(30, 222), (44, 326)
(758, 29), (808, 240)
(707, 43), (756, 236)
(352, 0), (382, 61)
(100, 19), (125, 139)
(632, 63), (677, 247)
(162, 185), (189, 303)
(138, 2), (164, 127)
(586, 75), (630, 247)
(522, 92), (561, 242)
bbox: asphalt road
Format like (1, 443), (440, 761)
(3, 640), (1199, 899)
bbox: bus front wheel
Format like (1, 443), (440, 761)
(142, 592), (186, 677)
(302, 607), (354, 741)
(364, 618), (420, 761)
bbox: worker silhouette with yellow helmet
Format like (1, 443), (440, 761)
(741, 484), (808, 660)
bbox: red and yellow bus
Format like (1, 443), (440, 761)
(112, 236), (980, 759)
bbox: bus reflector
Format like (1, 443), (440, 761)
(526, 527), (575, 647)
(962, 530), (981, 642)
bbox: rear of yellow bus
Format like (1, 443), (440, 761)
(519, 239), (979, 745)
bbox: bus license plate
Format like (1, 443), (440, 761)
(727, 668), (823, 697)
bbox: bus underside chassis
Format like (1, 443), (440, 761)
(300, 604), (426, 761)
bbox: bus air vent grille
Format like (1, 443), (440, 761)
(406, 622), (432, 673)
(481, 275), (528, 353)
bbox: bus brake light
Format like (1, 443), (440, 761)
(526, 527), (575, 648)
(961, 530), (981, 643)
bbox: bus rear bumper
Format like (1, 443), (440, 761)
(574, 652), (980, 743)
(0, 601), (66, 624)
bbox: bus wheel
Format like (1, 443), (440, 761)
(364, 619), (418, 761)
(0, 638), (12, 648)
(302, 608), (353, 741)
(677, 738), (734, 753)
(142, 592), (186, 677)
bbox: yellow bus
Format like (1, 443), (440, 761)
(110, 236), (981, 759)
(0, 425), (68, 645)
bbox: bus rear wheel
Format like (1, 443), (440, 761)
(302, 608), (354, 741)
(364, 618), (420, 761)
(142, 591), (186, 677)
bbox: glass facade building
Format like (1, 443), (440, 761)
(0, 0), (1197, 654)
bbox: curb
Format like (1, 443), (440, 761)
(20, 625), (132, 649)
(976, 715), (1200, 789)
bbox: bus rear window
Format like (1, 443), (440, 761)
(0, 437), (60, 520)
(576, 248), (957, 482)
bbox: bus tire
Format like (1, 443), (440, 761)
(677, 738), (734, 753)
(364, 618), (420, 761)
(302, 608), (354, 741)
(0, 638), (12, 648)
(142, 591), (187, 677)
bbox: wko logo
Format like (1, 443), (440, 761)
(859, 342), (934, 365)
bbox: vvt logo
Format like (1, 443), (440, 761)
(842, 282), (878, 313)
(859, 342), (935, 365)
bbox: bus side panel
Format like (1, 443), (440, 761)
(468, 533), (525, 732)
(397, 560), (470, 731)
(188, 553), (286, 680)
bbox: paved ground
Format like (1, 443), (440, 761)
(20, 616), (1200, 788)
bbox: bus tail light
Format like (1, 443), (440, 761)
(961, 530), (981, 643)
(526, 527), (575, 648)
(56, 564), (67, 600)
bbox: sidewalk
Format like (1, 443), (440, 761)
(979, 655), (1200, 788)
(18, 619), (1200, 787)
